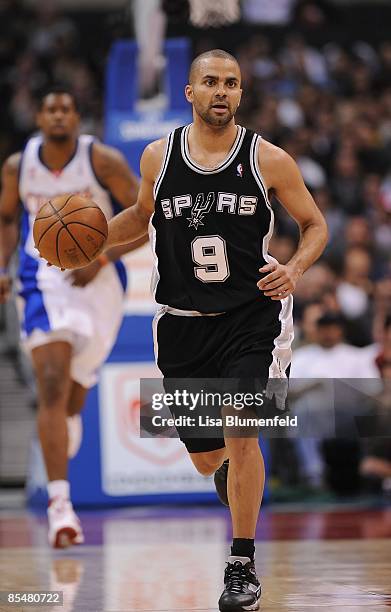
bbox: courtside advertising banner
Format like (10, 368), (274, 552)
(98, 362), (215, 496)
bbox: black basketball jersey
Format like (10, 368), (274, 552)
(151, 124), (274, 313)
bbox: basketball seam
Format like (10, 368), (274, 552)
(49, 194), (74, 214)
(36, 195), (75, 248)
(65, 221), (107, 239)
(36, 218), (61, 249)
(63, 227), (91, 262)
(36, 204), (98, 221)
(48, 197), (92, 263)
(56, 225), (64, 268)
(35, 195), (77, 219)
(58, 206), (101, 221)
(36, 206), (103, 247)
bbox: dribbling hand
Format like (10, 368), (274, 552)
(257, 262), (300, 300)
(44, 260), (65, 271)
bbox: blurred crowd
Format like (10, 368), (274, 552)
(240, 33), (391, 355)
(0, 0), (129, 159)
(1, 0), (390, 495)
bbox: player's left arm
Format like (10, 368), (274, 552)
(71, 143), (147, 287)
(257, 141), (328, 300)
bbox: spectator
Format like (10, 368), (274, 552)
(331, 150), (364, 215)
(280, 35), (329, 87)
(376, 314), (391, 367)
(290, 312), (379, 489)
(354, 118), (389, 175)
(359, 353), (391, 494)
(295, 300), (326, 347)
(336, 246), (375, 345)
(294, 262), (336, 308)
(336, 246), (372, 317)
(293, 0), (337, 37)
(279, 130), (326, 190)
(312, 187), (345, 255)
(29, 1), (76, 60)
(377, 42), (391, 92)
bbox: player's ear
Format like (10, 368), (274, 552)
(234, 87), (243, 114)
(185, 84), (193, 103)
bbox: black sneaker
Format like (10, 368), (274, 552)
(218, 556), (261, 611)
(214, 459), (229, 506)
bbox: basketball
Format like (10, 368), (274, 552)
(33, 194), (108, 269)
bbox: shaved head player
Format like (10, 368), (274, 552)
(64, 51), (327, 609)
(0, 86), (146, 549)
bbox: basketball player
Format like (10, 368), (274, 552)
(69, 50), (327, 609)
(0, 87), (146, 548)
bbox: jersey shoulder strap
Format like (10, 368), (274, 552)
(76, 134), (95, 166)
(22, 134), (42, 159)
(153, 127), (179, 199)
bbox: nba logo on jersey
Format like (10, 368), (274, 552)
(236, 163), (243, 178)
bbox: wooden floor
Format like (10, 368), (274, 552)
(0, 506), (390, 611)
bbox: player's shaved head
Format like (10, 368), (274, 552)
(189, 49), (240, 84)
(185, 49), (242, 127)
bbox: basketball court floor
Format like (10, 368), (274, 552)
(0, 502), (390, 611)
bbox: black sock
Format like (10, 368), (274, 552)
(231, 538), (255, 560)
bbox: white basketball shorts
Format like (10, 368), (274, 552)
(17, 262), (126, 388)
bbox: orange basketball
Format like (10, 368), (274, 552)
(33, 194), (108, 269)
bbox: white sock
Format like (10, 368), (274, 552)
(47, 480), (70, 501)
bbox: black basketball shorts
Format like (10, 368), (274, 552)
(154, 297), (293, 454)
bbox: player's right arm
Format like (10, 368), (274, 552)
(105, 139), (164, 249)
(0, 153), (21, 303)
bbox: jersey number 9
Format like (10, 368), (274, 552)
(191, 235), (230, 283)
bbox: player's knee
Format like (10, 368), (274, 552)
(226, 437), (259, 461)
(191, 453), (223, 476)
(38, 366), (68, 407)
(192, 460), (216, 476)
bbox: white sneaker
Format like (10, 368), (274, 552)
(67, 415), (83, 459)
(48, 498), (84, 549)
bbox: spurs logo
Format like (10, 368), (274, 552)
(187, 192), (215, 229)
(160, 192), (258, 222)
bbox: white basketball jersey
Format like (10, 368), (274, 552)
(18, 134), (115, 290)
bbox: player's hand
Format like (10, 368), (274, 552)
(70, 260), (101, 287)
(265, 377), (289, 411)
(41, 259), (65, 271)
(46, 262), (65, 271)
(0, 272), (12, 303)
(257, 262), (300, 300)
